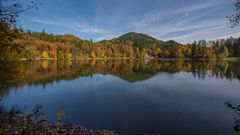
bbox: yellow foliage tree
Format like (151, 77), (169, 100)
(154, 48), (161, 56)
(175, 47), (183, 58)
(65, 52), (72, 60)
(42, 51), (49, 60)
(140, 48), (146, 59)
(90, 51), (96, 59)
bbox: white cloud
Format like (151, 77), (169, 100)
(131, 0), (227, 29)
(32, 19), (109, 35)
(74, 24), (109, 34)
(173, 0), (226, 14)
(127, 0), (234, 43)
(184, 12), (189, 17)
(166, 33), (199, 41)
(30, 0), (236, 43)
(153, 19), (227, 38)
(32, 19), (68, 27)
(209, 32), (240, 40)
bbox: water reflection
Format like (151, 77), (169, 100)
(0, 60), (240, 91)
(225, 102), (240, 132)
(0, 61), (24, 98)
(0, 60), (240, 135)
(0, 60), (240, 89)
(1, 59), (240, 105)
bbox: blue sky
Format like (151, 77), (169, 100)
(19, 0), (239, 43)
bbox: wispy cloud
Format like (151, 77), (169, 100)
(32, 19), (68, 27)
(152, 19), (227, 38)
(167, 33), (198, 41)
(127, 0), (234, 43)
(32, 19), (109, 35)
(22, 0), (236, 43)
(209, 32), (240, 40)
(73, 24), (109, 34)
(173, 0), (226, 14)
(131, 0), (227, 29)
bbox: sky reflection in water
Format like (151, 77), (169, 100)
(1, 60), (240, 135)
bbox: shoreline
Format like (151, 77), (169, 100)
(19, 57), (240, 61)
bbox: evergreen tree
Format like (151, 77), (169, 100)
(191, 41), (197, 59)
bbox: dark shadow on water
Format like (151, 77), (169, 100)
(1, 102), (240, 134)
(0, 104), (150, 134)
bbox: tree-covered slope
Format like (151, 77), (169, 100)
(109, 32), (165, 47)
(118, 32), (161, 43)
(12, 31), (239, 60)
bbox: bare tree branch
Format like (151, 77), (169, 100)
(228, 0), (240, 28)
(0, 0), (42, 26)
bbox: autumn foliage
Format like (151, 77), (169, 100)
(12, 31), (240, 60)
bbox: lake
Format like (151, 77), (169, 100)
(0, 60), (240, 135)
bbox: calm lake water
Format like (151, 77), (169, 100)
(1, 60), (240, 135)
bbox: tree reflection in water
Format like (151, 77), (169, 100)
(0, 60), (240, 134)
(0, 60), (240, 94)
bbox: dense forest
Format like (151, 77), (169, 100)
(12, 31), (240, 60)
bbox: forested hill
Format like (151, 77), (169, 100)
(108, 32), (181, 48)
(111, 32), (163, 45)
(13, 31), (239, 60)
